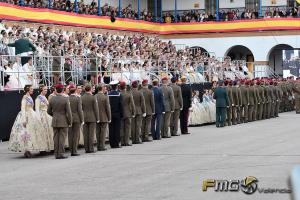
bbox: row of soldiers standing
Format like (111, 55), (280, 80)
(214, 77), (300, 127)
(47, 76), (192, 159)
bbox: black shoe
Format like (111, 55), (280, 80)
(86, 150), (95, 153)
(71, 153), (80, 156)
(24, 151), (32, 158)
(171, 134), (180, 136)
(97, 148), (107, 151)
(182, 132), (190, 135)
(142, 138), (153, 142)
(133, 141), (142, 144)
(56, 155), (68, 159)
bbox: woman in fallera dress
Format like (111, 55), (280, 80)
(35, 85), (54, 151)
(8, 85), (48, 158)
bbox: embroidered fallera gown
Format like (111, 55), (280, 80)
(35, 95), (54, 151)
(8, 95), (48, 152)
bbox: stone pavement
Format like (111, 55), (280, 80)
(0, 112), (299, 200)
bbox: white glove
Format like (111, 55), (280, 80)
(82, 122), (84, 125)
(108, 120), (111, 123)
(171, 111), (174, 113)
(132, 115), (135, 118)
(162, 112), (165, 114)
(97, 121), (100, 123)
(152, 113), (155, 115)
(232, 104), (234, 106)
(180, 108), (183, 111)
(188, 107), (192, 111)
(142, 113), (146, 117)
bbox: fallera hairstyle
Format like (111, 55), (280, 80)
(24, 85), (32, 93)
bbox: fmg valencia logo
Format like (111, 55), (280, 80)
(202, 176), (291, 195)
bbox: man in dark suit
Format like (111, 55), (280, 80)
(68, 85), (84, 156)
(81, 84), (100, 153)
(95, 84), (111, 151)
(140, 79), (155, 142)
(180, 76), (192, 134)
(47, 84), (72, 159)
(8, 37), (36, 65)
(108, 81), (123, 148)
(151, 79), (165, 140)
(213, 80), (230, 128)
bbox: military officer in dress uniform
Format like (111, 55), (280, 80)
(225, 80), (233, 126)
(170, 77), (183, 136)
(140, 79), (155, 142)
(120, 81), (135, 146)
(68, 84), (84, 156)
(262, 80), (269, 119)
(95, 84), (111, 151)
(240, 80), (249, 123)
(213, 80), (229, 128)
(231, 80), (240, 125)
(269, 80), (277, 118)
(253, 79), (261, 121)
(292, 78), (300, 114)
(131, 81), (146, 144)
(256, 80), (265, 120)
(274, 81), (282, 117)
(81, 84), (100, 153)
(108, 80), (123, 148)
(47, 84), (72, 159)
(160, 77), (175, 138)
(248, 80), (258, 122)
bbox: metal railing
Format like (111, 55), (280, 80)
(0, 55), (267, 91)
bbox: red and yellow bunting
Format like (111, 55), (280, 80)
(0, 3), (300, 35)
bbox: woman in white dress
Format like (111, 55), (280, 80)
(189, 91), (206, 126)
(203, 90), (216, 123)
(202, 90), (214, 123)
(4, 61), (19, 90)
(8, 85), (48, 158)
(35, 85), (54, 151)
(208, 89), (216, 122)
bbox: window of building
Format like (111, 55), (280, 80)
(245, 0), (259, 12)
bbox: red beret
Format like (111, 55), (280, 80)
(119, 81), (126, 87)
(142, 79), (148, 85)
(69, 84), (76, 89)
(55, 84), (64, 89)
(256, 81), (261, 85)
(161, 77), (168, 81)
(270, 81), (274, 85)
(131, 81), (138, 88)
(228, 80), (233, 86)
(250, 81), (254, 86)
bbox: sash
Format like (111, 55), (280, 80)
(25, 96), (34, 105)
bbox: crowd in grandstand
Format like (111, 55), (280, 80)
(0, 0), (299, 23)
(0, 20), (250, 90)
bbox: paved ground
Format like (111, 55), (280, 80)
(0, 112), (299, 200)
